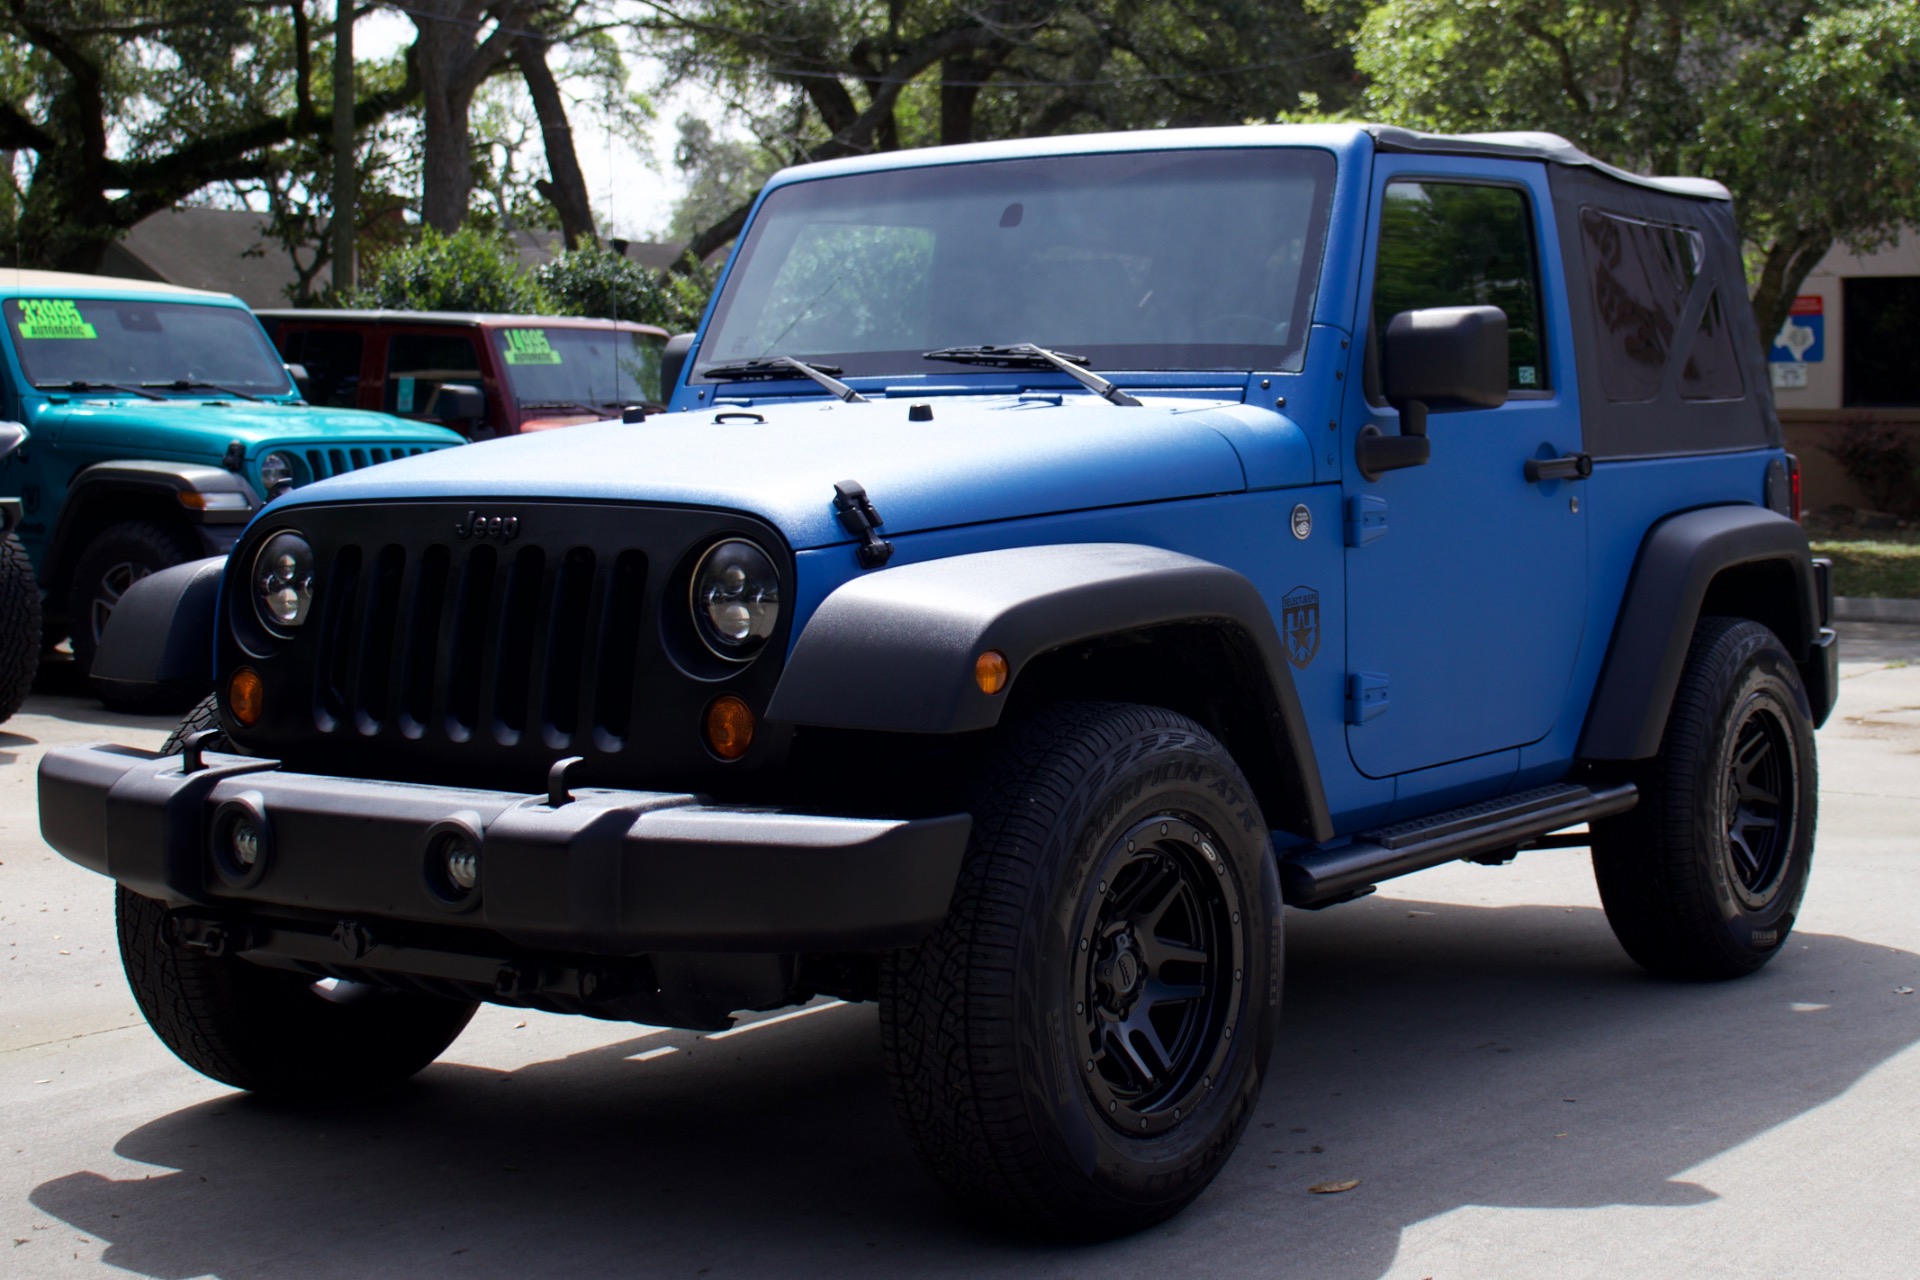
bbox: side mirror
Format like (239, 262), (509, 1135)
(661, 332), (695, 400)
(1357, 305), (1508, 480)
(284, 362), (311, 399)
(435, 383), (487, 431)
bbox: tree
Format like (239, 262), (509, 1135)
(353, 224), (548, 310)
(0, 0), (418, 272)
(537, 243), (709, 329)
(1347, 0), (1920, 349)
(637, 0), (1355, 269)
(404, 0), (537, 232)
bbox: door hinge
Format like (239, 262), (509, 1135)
(1344, 495), (1388, 548)
(1347, 672), (1390, 724)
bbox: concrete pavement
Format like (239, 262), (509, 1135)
(2, 626), (1917, 1278)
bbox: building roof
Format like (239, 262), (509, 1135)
(99, 206), (302, 307)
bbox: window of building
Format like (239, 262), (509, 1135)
(1373, 181), (1547, 393)
(1843, 276), (1920, 408)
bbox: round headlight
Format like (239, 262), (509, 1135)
(252, 531), (316, 632)
(690, 538), (781, 659)
(258, 451), (295, 494)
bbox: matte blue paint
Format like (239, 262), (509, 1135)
(227, 124), (1795, 847)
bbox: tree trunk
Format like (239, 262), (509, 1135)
(515, 34), (596, 249)
(409, 1), (524, 233)
(1751, 228), (1833, 360)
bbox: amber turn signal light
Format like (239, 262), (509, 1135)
(228, 667), (264, 727)
(975, 649), (1009, 695)
(705, 694), (755, 760)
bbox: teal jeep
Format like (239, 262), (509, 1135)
(0, 271), (464, 699)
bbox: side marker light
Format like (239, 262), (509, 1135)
(706, 695), (755, 760)
(975, 650), (1009, 695)
(228, 668), (264, 726)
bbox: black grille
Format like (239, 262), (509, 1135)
(227, 500), (792, 792)
(302, 444), (436, 481)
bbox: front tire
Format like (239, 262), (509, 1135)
(880, 703), (1282, 1238)
(0, 532), (40, 724)
(114, 703), (479, 1096)
(1592, 617), (1818, 980)
(66, 519), (196, 705)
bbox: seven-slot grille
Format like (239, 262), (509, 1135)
(300, 444), (438, 481)
(230, 501), (790, 789)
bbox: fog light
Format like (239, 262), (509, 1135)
(230, 820), (261, 869)
(975, 649), (1009, 695)
(705, 694), (755, 760)
(228, 667), (264, 726)
(420, 816), (486, 912)
(444, 842), (478, 891)
(209, 793), (271, 889)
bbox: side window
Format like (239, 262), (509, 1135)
(1373, 181), (1546, 393)
(1580, 207), (1744, 402)
(386, 332), (485, 417)
(282, 328), (363, 408)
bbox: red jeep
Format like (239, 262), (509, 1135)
(258, 310), (668, 439)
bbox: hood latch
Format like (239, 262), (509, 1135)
(832, 480), (894, 570)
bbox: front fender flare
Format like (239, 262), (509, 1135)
(767, 543), (1332, 839)
(90, 555), (226, 696)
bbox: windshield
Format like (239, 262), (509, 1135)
(697, 147), (1336, 381)
(3, 297), (292, 395)
(492, 326), (664, 407)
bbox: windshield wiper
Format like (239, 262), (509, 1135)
(922, 344), (1140, 406)
(699, 356), (869, 403)
(34, 379), (165, 401)
(140, 379), (264, 402)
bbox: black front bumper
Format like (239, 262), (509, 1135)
(39, 744), (971, 956)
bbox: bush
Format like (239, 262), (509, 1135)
(1823, 419), (1920, 518)
(354, 227), (549, 313)
(537, 246), (714, 333)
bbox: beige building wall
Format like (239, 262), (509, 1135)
(1770, 228), (1920, 513)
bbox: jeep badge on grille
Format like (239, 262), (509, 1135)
(454, 510), (520, 540)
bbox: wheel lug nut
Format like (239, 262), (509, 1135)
(1139, 1119), (1148, 1130)
(1075, 1001), (1084, 1014)
(1160, 823), (1168, 835)
(1079, 938), (1088, 951)
(1086, 1059), (1094, 1072)
(1109, 1101), (1117, 1113)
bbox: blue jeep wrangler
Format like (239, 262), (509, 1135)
(39, 125), (1835, 1237)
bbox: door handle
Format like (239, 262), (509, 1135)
(1524, 452), (1592, 483)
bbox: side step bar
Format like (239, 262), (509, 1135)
(1279, 781), (1638, 908)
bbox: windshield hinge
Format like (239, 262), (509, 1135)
(832, 480), (894, 570)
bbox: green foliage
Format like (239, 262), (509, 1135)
(1823, 420), (1920, 519)
(1347, 0), (1920, 349)
(354, 227), (549, 313)
(644, 0), (1358, 248)
(1810, 537), (1920, 599)
(0, 2), (417, 272)
(537, 245), (684, 327)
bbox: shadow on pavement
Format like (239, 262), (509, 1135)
(30, 896), (1920, 1279)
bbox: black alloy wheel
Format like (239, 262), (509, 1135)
(1076, 815), (1243, 1138)
(1592, 616), (1818, 980)
(880, 702), (1282, 1239)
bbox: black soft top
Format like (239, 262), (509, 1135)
(1368, 126), (1732, 203)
